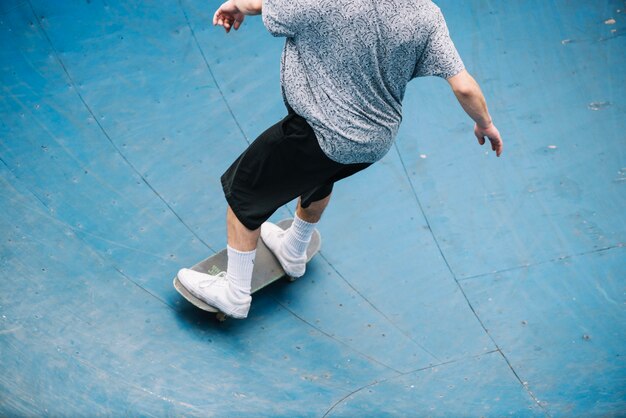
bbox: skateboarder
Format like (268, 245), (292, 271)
(177, 0), (504, 318)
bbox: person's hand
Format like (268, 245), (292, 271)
(474, 122), (503, 157)
(213, 0), (245, 33)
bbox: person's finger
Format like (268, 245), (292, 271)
(214, 8), (227, 26)
(490, 138), (502, 157)
(233, 19), (242, 30)
(476, 132), (485, 145)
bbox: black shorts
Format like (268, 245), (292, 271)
(221, 109), (371, 230)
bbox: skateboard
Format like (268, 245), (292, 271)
(173, 219), (321, 321)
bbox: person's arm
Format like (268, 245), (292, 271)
(213, 0), (262, 33)
(447, 70), (503, 157)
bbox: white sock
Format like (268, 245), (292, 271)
(226, 245), (256, 295)
(284, 213), (316, 258)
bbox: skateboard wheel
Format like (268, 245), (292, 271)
(287, 276), (297, 283)
(216, 312), (227, 322)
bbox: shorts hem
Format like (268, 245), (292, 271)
(221, 179), (264, 231)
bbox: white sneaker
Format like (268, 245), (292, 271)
(260, 222), (307, 278)
(177, 268), (251, 319)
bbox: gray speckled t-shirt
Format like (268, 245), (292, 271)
(262, 0), (464, 164)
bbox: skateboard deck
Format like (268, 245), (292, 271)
(173, 219), (321, 320)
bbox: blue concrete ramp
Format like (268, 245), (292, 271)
(1, 0), (624, 416)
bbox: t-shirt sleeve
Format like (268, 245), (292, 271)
(262, 0), (309, 38)
(413, 8), (465, 79)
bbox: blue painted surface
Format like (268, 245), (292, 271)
(1, 0), (624, 416)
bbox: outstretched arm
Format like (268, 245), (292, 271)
(447, 70), (503, 157)
(213, 0), (262, 32)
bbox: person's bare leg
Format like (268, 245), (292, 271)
(296, 193), (331, 223)
(227, 206), (260, 251)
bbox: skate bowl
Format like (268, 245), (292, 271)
(1, 0), (624, 416)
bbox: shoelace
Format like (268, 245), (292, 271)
(199, 271), (228, 289)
